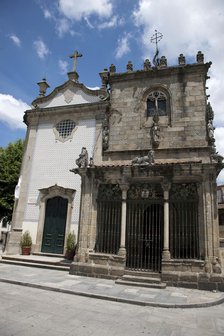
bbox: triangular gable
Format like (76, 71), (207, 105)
(32, 80), (108, 108)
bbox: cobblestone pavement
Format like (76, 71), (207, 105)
(0, 281), (224, 336)
(0, 264), (224, 308)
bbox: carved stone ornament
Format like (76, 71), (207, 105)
(110, 110), (122, 125)
(98, 184), (122, 201)
(212, 257), (222, 274)
(127, 183), (163, 200)
(132, 150), (155, 166)
(126, 61), (133, 72)
(102, 118), (109, 151)
(76, 147), (88, 168)
(159, 56), (167, 68)
(196, 51), (204, 64)
(109, 64), (116, 73)
(170, 183), (198, 201)
(63, 87), (75, 104)
(143, 59), (151, 71)
(178, 54), (185, 65)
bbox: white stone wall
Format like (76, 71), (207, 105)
(23, 118), (96, 241)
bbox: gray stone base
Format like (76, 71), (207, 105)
(161, 271), (224, 291)
(5, 229), (22, 255)
(69, 253), (125, 279)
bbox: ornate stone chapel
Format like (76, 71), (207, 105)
(6, 49), (224, 290)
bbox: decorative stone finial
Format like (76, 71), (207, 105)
(109, 64), (116, 73)
(99, 69), (109, 90)
(67, 71), (79, 82)
(143, 59), (151, 71)
(159, 56), (167, 68)
(37, 78), (50, 97)
(197, 51), (204, 64)
(178, 54), (185, 65)
(126, 61), (133, 72)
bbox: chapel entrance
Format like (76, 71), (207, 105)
(41, 196), (68, 254)
(126, 184), (163, 272)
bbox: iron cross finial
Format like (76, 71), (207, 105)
(69, 50), (83, 72)
(150, 30), (163, 66)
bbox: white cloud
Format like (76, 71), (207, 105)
(43, 8), (52, 19)
(84, 17), (94, 29)
(56, 18), (72, 37)
(59, 60), (69, 75)
(0, 94), (30, 129)
(115, 33), (131, 59)
(98, 16), (124, 30)
(9, 34), (21, 47)
(58, 0), (112, 21)
(33, 39), (50, 59)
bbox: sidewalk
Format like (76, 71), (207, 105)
(0, 263), (224, 308)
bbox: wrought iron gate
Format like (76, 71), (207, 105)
(95, 184), (121, 254)
(126, 184), (163, 272)
(170, 183), (199, 259)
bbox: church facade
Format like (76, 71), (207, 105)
(7, 50), (224, 290)
(6, 67), (108, 255)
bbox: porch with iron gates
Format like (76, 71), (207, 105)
(126, 184), (164, 272)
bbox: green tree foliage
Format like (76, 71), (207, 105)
(0, 139), (24, 220)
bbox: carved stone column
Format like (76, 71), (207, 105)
(118, 185), (129, 257)
(162, 181), (171, 260)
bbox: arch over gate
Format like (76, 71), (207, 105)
(126, 184), (164, 272)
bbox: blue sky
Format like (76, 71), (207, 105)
(0, 0), (224, 180)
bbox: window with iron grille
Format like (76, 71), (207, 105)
(95, 184), (121, 254)
(55, 119), (76, 141)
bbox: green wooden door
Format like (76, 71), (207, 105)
(41, 197), (68, 254)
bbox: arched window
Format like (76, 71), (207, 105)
(146, 90), (168, 117)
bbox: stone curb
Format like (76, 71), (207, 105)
(1, 278), (224, 309)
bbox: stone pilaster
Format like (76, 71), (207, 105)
(74, 169), (93, 263)
(6, 123), (38, 254)
(118, 185), (129, 257)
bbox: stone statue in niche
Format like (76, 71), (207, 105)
(151, 122), (160, 148)
(132, 149), (155, 166)
(76, 147), (88, 168)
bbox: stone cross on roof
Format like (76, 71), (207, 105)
(69, 50), (83, 72)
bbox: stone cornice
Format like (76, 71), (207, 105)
(32, 79), (108, 107)
(109, 62), (212, 84)
(24, 101), (109, 126)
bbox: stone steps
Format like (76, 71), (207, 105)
(0, 255), (71, 271)
(115, 271), (166, 289)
